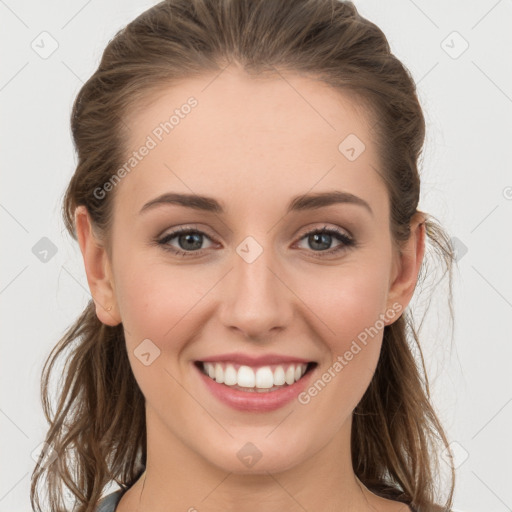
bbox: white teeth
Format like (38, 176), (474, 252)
(224, 364), (237, 385)
(237, 365), (255, 387)
(285, 365), (295, 385)
(273, 366), (285, 386)
(214, 363), (224, 384)
(255, 366), (274, 388)
(201, 362), (309, 390)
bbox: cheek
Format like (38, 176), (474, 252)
(116, 249), (198, 326)
(113, 252), (204, 351)
(113, 257), (208, 408)
(294, 257), (391, 350)
(291, 257), (392, 410)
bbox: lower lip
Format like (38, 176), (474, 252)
(194, 363), (316, 412)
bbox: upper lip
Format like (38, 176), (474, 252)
(196, 352), (314, 366)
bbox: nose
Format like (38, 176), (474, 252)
(217, 239), (294, 341)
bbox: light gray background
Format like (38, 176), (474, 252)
(1, 0), (511, 510)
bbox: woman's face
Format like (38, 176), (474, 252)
(78, 66), (423, 476)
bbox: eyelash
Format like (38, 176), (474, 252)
(155, 225), (356, 258)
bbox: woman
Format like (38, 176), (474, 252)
(31, 0), (456, 511)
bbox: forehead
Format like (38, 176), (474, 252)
(116, 67), (387, 219)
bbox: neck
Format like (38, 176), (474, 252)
(126, 408), (375, 512)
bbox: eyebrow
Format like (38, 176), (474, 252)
(139, 190), (373, 217)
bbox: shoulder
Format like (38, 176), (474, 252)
(94, 489), (126, 512)
(410, 506), (453, 512)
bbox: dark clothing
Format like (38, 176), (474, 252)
(95, 488), (419, 511)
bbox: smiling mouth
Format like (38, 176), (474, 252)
(194, 361), (317, 392)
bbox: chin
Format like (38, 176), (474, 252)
(200, 434), (312, 475)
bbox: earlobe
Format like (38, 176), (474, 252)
(74, 206), (121, 326)
(385, 212), (426, 322)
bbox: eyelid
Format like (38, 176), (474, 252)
(158, 223), (351, 242)
(155, 223), (356, 257)
(157, 225), (219, 249)
(294, 223), (353, 241)
(157, 223), (215, 238)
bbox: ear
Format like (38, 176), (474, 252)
(74, 205), (121, 326)
(385, 211), (426, 321)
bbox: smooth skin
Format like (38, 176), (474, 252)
(76, 63), (424, 512)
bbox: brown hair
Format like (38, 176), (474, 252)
(31, 0), (456, 510)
